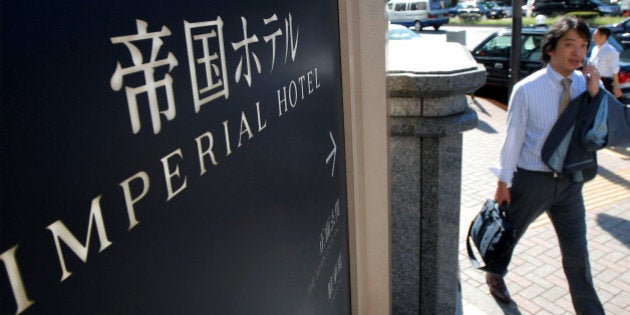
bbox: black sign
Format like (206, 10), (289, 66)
(0, 1), (350, 313)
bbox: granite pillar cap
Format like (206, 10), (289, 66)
(386, 41), (478, 75)
(386, 41), (486, 97)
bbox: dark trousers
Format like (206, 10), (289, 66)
(602, 77), (614, 95)
(496, 169), (604, 315)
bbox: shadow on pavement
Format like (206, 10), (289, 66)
(476, 119), (498, 134)
(469, 95), (491, 116)
(596, 213), (630, 249)
(468, 95), (501, 134)
(474, 85), (510, 105)
(492, 297), (522, 315)
(607, 145), (630, 160)
(416, 29), (447, 35)
(597, 166), (630, 187)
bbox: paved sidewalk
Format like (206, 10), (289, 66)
(459, 96), (630, 314)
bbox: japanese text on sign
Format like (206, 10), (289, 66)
(110, 13), (299, 134)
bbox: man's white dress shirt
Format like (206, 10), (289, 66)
(589, 42), (620, 78)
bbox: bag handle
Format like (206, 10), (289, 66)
(466, 218), (482, 269)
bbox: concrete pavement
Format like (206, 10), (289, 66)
(458, 96), (630, 314)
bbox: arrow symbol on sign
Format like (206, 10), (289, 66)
(326, 131), (337, 178)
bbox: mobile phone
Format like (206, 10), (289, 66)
(582, 57), (591, 78)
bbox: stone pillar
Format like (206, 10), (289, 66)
(386, 42), (485, 314)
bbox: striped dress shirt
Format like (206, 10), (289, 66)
(492, 65), (587, 185)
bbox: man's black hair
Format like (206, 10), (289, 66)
(541, 16), (590, 64)
(597, 26), (612, 39)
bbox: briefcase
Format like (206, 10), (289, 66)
(466, 199), (515, 273)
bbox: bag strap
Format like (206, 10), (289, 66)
(466, 218), (482, 269)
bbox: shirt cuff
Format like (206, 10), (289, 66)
(490, 167), (513, 186)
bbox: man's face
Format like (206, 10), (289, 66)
(548, 29), (589, 77)
(593, 29), (605, 45)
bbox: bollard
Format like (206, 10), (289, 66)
(386, 41), (485, 314)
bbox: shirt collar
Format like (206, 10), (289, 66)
(545, 64), (579, 86)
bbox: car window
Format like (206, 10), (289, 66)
(523, 36), (536, 51)
(411, 2), (427, 10)
(395, 3), (407, 11)
(473, 33), (544, 61)
(523, 35), (543, 61)
(430, 0), (447, 10)
(474, 34), (511, 58)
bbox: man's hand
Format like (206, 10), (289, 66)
(582, 64), (601, 97)
(494, 181), (511, 205)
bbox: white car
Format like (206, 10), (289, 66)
(387, 24), (423, 41)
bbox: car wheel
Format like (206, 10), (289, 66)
(414, 21), (423, 31)
(433, 25), (440, 30)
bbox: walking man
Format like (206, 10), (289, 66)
(488, 16), (605, 314)
(590, 26), (622, 98)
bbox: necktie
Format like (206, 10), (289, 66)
(559, 78), (572, 116)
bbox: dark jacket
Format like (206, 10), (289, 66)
(542, 90), (630, 183)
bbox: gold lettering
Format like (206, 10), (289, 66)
(46, 196), (113, 282)
(223, 120), (233, 156)
(160, 149), (188, 202)
(238, 111), (254, 148)
(195, 132), (219, 176)
(0, 246), (35, 314)
(255, 101), (267, 132)
(119, 171), (150, 230)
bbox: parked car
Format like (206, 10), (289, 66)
(386, 0), (450, 31)
(471, 26), (630, 103)
(448, 4), (462, 16)
(472, 27), (547, 88)
(608, 16), (630, 34)
(456, 1), (491, 16)
(608, 16), (630, 46)
(387, 23), (424, 41)
(486, 1), (514, 18)
(531, 0), (620, 17)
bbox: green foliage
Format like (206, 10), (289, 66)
(567, 11), (600, 22)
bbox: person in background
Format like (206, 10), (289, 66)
(487, 16), (605, 314)
(590, 26), (622, 98)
